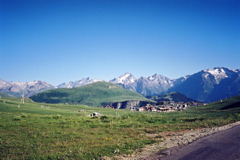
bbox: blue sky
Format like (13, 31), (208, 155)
(1, 0), (239, 85)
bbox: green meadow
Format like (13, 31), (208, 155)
(1, 96), (240, 159)
(30, 82), (153, 106)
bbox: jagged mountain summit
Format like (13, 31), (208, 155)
(109, 73), (173, 96)
(203, 67), (238, 84)
(109, 73), (137, 92)
(109, 73), (137, 84)
(0, 79), (55, 97)
(57, 77), (103, 88)
(137, 74), (173, 95)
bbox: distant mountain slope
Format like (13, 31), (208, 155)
(146, 92), (197, 103)
(0, 79), (55, 97)
(30, 81), (152, 107)
(171, 67), (240, 102)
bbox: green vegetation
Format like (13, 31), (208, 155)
(147, 92), (197, 102)
(0, 95), (240, 159)
(30, 81), (152, 106)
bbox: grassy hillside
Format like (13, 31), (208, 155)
(191, 95), (240, 111)
(30, 81), (152, 107)
(146, 92), (197, 102)
(0, 95), (240, 159)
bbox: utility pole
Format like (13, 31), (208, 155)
(20, 94), (24, 104)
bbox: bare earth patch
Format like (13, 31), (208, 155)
(101, 121), (240, 160)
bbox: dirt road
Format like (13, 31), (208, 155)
(159, 125), (240, 160)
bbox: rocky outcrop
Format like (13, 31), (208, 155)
(111, 100), (156, 109)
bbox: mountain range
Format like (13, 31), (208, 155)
(0, 79), (55, 97)
(1, 67), (239, 102)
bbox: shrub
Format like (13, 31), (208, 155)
(21, 113), (29, 118)
(100, 115), (108, 120)
(13, 116), (21, 121)
(52, 114), (61, 119)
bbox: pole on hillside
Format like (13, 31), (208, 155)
(20, 94), (24, 104)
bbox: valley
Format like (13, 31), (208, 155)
(1, 67), (239, 159)
(1, 0), (239, 159)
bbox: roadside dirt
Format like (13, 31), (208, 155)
(101, 121), (240, 160)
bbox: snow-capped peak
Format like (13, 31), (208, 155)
(109, 73), (137, 84)
(147, 74), (168, 81)
(147, 74), (173, 84)
(148, 74), (159, 81)
(205, 67), (226, 76)
(203, 67), (235, 84)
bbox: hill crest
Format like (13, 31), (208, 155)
(30, 81), (152, 107)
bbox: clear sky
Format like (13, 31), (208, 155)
(1, 0), (239, 85)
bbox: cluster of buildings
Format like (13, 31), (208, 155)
(137, 101), (205, 112)
(91, 101), (205, 117)
(99, 101), (205, 112)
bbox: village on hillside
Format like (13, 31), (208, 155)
(100, 101), (206, 112)
(137, 101), (206, 112)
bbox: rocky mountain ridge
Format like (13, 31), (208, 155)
(1, 67), (239, 102)
(110, 73), (174, 96)
(0, 79), (55, 97)
(57, 77), (103, 88)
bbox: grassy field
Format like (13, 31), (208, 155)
(0, 96), (240, 159)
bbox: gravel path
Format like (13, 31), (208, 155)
(102, 121), (240, 160)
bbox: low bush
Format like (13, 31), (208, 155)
(13, 116), (21, 121)
(52, 114), (61, 119)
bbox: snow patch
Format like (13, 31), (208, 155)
(205, 68), (228, 84)
(110, 73), (137, 84)
(57, 78), (104, 88)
